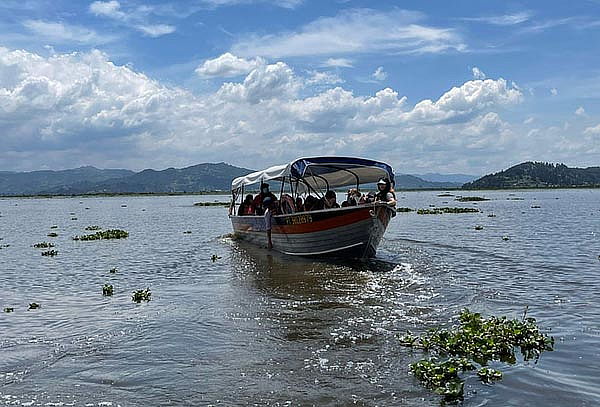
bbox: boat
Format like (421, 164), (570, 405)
(229, 156), (396, 258)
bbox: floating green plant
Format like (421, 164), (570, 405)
(211, 254), (221, 262)
(103, 284), (114, 296)
(437, 193), (455, 197)
(71, 217), (78, 220)
(33, 242), (55, 248)
(531, 205), (541, 209)
(396, 207), (414, 212)
(41, 250), (58, 256)
(85, 225), (101, 231)
(50, 225), (58, 229)
(194, 202), (229, 206)
(183, 230), (192, 234)
(4, 307), (14, 313)
(456, 196), (489, 202)
(132, 288), (151, 303)
(109, 267), (118, 274)
(417, 207), (480, 215)
(502, 235), (510, 241)
(28, 303), (41, 310)
(73, 229), (129, 241)
(474, 225), (484, 230)
(399, 309), (554, 403)
(488, 213), (497, 217)
(47, 232), (58, 237)
(0, 244), (10, 249)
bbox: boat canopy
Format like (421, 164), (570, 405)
(231, 156), (395, 192)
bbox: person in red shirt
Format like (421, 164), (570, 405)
(252, 182), (277, 215)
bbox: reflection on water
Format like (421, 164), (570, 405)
(1, 190), (599, 406)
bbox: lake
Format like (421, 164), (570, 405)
(1, 189), (599, 406)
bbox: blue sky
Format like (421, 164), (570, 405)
(0, 0), (599, 174)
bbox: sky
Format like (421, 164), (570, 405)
(0, 0), (599, 175)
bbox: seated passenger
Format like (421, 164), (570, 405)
(344, 188), (362, 206)
(375, 178), (397, 207)
(237, 194), (255, 216)
(280, 193), (296, 214)
(304, 195), (319, 211)
(364, 191), (376, 204)
(323, 190), (340, 209)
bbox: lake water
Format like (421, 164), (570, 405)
(1, 190), (599, 406)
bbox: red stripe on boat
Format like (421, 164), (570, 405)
(272, 209), (371, 234)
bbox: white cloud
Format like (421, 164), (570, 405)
(22, 20), (113, 45)
(135, 24), (176, 37)
(372, 66), (387, 81)
(0, 47), (533, 172)
(524, 116), (534, 124)
(321, 58), (353, 68)
(306, 71), (344, 86)
(472, 66), (486, 80)
(575, 106), (586, 116)
(583, 124), (600, 136)
(231, 8), (465, 58)
(89, 0), (176, 37)
(196, 53), (265, 78)
(462, 11), (532, 26)
(550, 88), (558, 96)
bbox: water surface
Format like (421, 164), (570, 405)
(1, 190), (599, 406)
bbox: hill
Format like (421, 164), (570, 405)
(395, 174), (461, 189)
(0, 166), (134, 195)
(464, 162), (600, 189)
(411, 172), (479, 184)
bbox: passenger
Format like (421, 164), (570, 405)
(237, 194), (255, 216)
(252, 182), (278, 215)
(280, 193), (295, 214)
(323, 190), (340, 209)
(263, 197), (274, 250)
(304, 195), (319, 211)
(345, 188), (362, 206)
(375, 178), (397, 206)
(364, 191), (376, 204)
(295, 197), (305, 212)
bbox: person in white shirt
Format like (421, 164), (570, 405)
(263, 197), (274, 250)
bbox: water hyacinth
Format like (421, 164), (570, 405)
(417, 207), (480, 215)
(399, 309), (554, 403)
(47, 232), (58, 237)
(132, 288), (151, 303)
(73, 229), (129, 241)
(28, 303), (41, 310)
(41, 250), (58, 256)
(85, 225), (102, 231)
(103, 284), (114, 296)
(211, 254), (221, 262)
(456, 196), (489, 202)
(4, 307), (14, 313)
(33, 242), (55, 248)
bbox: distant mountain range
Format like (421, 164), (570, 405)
(411, 173), (479, 184)
(2, 161), (597, 196)
(0, 163), (464, 195)
(464, 162), (600, 188)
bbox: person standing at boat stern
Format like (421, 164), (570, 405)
(263, 197), (274, 250)
(253, 182), (278, 215)
(375, 178), (397, 207)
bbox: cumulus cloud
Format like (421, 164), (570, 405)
(89, 0), (176, 37)
(372, 66), (387, 81)
(0, 47), (527, 172)
(231, 8), (465, 58)
(575, 106), (586, 116)
(196, 53), (265, 78)
(583, 124), (600, 135)
(550, 87), (558, 96)
(472, 66), (486, 80)
(306, 71), (344, 86)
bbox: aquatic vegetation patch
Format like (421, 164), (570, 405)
(474, 225), (484, 230)
(103, 284), (114, 296)
(85, 225), (102, 231)
(50, 225), (58, 229)
(456, 196), (489, 202)
(437, 193), (455, 197)
(109, 267), (118, 274)
(132, 288), (151, 303)
(47, 232), (58, 237)
(33, 242), (55, 248)
(194, 201), (230, 206)
(399, 309), (554, 403)
(396, 207), (414, 212)
(417, 207), (480, 215)
(183, 230), (192, 234)
(28, 303), (41, 310)
(73, 229), (129, 241)
(4, 307), (14, 313)
(41, 249), (58, 256)
(211, 254), (221, 262)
